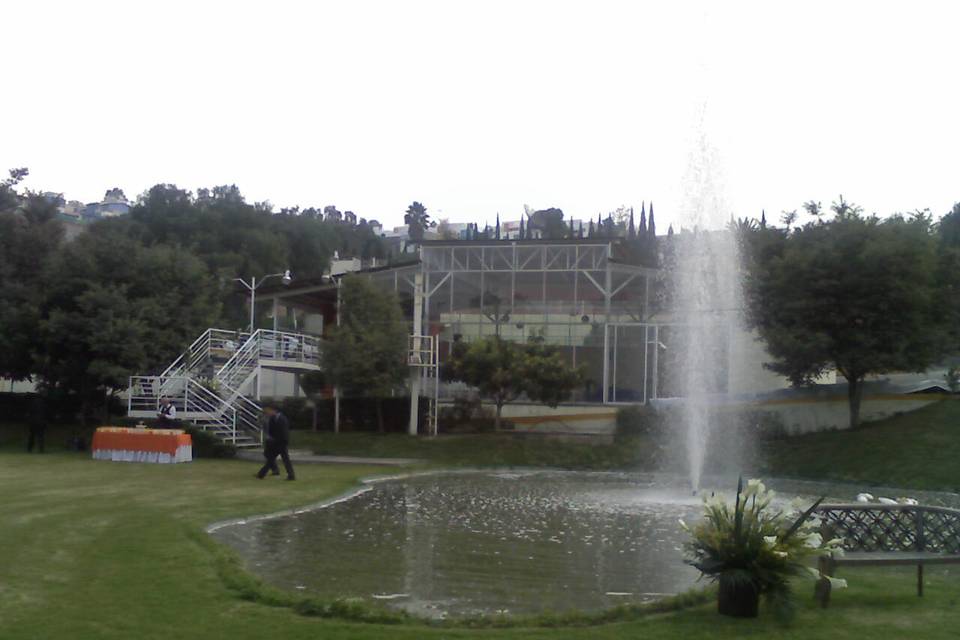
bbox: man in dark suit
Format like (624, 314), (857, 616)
(256, 403), (295, 480)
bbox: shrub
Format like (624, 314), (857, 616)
(183, 425), (237, 458)
(279, 397), (311, 430)
(615, 405), (664, 440)
(438, 394), (497, 433)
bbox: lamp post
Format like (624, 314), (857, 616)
(234, 270), (292, 332)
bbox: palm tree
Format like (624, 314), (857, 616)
(404, 201), (432, 240)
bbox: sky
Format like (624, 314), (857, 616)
(3, 0), (959, 231)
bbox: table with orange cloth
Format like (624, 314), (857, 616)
(92, 427), (193, 463)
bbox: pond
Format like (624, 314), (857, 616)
(210, 471), (956, 618)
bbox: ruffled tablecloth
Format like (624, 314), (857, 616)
(92, 427), (192, 463)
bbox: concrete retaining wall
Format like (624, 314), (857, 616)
(471, 394), (946, 438)
(748, 394), (945, 435)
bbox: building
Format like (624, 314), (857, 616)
(259, 237), (786, 408)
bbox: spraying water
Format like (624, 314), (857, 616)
(672, 118), (745, 492)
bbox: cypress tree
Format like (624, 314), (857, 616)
(519, 214), (525, 240)
(648, 202), (656, 237)
(495, 213), (501, 240)
(628, 207), (636, 238)
(639, 202), (647, 235)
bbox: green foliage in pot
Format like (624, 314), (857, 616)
(682, 477), (844, 620)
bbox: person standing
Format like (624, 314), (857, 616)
(256, 403), (295, 480)
(26, 397), (46, 453)
(157, 397), (177, 427)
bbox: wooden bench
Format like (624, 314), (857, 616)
(813, 503), (960, 606)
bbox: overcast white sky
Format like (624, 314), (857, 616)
(3, 0), (958, 230)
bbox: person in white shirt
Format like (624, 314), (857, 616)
(157, 397), (177, 427)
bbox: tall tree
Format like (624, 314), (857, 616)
(39, 229), (220, 422)
(936, 202), (960, 352)
(0, 178), (64, 381)
(404, 201), (432, 241)
(745, 202), (944, 428)
(320, 276), (408, 432)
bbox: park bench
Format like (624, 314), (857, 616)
(813, 503), (960, 606)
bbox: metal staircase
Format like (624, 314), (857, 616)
(128, 328), (321, 448)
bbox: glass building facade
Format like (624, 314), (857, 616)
(362, 240), (667, 404)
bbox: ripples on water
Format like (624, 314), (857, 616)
(211, 471), (957, 617)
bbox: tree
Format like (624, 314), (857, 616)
(444, 336), (585, 430)
(780, 210), (797, 229)
(104, 187), (127, 202)
(745, 203), (944, 428)
(404, 201), (433, 241)
(39, 230), (220, 423)
(320, 276), (408, 432)
(436, 218), (458, 240)
(0, 174), (64, 381)
(299, 369), (328, 431)
(528, 207), (567, 240)
(936, 202), (960, 352)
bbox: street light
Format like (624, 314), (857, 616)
(234, 270), (292, 332)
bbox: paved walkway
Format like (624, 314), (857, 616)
(237, 449), (422, 466)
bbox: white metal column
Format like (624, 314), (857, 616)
(408, 272), (424, 436)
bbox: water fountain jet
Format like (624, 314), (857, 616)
(671, 124), (745, 493)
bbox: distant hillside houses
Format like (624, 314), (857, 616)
(46, 188), (132, 239)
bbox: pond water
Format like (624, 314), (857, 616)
(211, 471), (958, 618)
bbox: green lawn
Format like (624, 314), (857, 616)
(1, 451), (959, 639)
(761, 397), (960, 492)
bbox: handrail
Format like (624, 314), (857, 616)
(128, 375), (258, 442)
(130, 327), (322, 447)
(160, 328), (250, 378)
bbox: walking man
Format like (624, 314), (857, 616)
(256, 402), (295, 480)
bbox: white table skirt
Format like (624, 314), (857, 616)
(92, 445), (193, 463)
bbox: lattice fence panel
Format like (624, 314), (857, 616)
(817, 506), (960, 553)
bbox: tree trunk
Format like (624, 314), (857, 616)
(102, 390), (114, 424)
(376, 399), (385, 433)
(494, 401), (503, 432)
(847, 374), (864, 429)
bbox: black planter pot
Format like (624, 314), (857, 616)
(717, 574), (760, 618)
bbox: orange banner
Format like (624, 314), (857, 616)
(92, 428), (192, 456)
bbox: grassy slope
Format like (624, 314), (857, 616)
(0, 451), (958, 639)
(293, 429), (653, 469)
(760, 398), (960, 492)
(293, 398), (960, 493)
